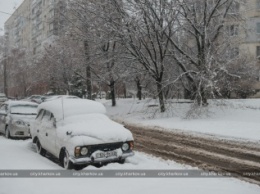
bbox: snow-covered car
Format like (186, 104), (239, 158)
(31, 98), (134, 169)
(0, 93), (7, 105)
(41, 95), (79, 103)
(25, 95), (43, 104)
(0, 101), (38, 139)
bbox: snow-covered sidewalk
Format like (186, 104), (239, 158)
(0, 137), (260, 194)
(103, 98), (260, 141)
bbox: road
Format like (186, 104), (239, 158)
(123, 122), (260, 185)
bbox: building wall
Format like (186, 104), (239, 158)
(5, 0), (31, 52)
(4, 0), (61, 55)
(242, 0), (260, 59)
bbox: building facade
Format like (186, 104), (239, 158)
(4, 0), (63, 55)
(242, 0), (260, 60)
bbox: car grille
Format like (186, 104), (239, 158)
(84, 142), (123, 157)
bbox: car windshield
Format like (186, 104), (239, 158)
(10, 105), (38, 115)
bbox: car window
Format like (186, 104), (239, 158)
(10, 105), (37, 115)
(36, 109), (44, 120)
(50, 113), (54, 120)
(0, 104), (7, 113)
(0, 104), (7, 112)
(42, 110), (51, 121)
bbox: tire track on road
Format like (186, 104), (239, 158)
(123, 123), (260, 185)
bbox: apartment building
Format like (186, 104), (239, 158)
(4, 0), (31, 52)
(4, 0), (63, 55)
(243, 0), (260, 93)
(3, 0), (66, 97)
(242, 0), (260, 60)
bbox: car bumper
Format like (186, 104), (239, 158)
(70, 152), (134, 165)
(10, 125), (31, 138)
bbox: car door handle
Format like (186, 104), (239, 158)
(46, 133), (48, 136)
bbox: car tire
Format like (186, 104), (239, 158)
(36, 139), (46, 156)
(118, 159), (125, 164)
(5, 126), (11, 139)
(63, 149), (74, 170)
(74, 165), (86, 171)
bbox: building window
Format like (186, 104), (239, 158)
(257, 23), (260, 34)
(257, 0), (260, 9)
(229, 2), (240, 14)
(257, 46), (260, 59)
(226, 25), (239, 36)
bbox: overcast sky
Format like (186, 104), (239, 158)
(0, 0), (24, 35)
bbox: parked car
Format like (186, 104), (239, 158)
(28, 95), (43, 104)
(31, 98), (134, 169)
(41, 95), (79, 103)
(0, 93), (7, 105)
(0, 101), (38, 139)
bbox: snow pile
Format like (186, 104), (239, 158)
(39, 98), (106, 121)
(57, 114), (133, 144)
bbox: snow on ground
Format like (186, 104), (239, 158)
(0, 137), (260, 194)
(102, 98), (260, 141)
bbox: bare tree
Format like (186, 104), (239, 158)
(166, 0), (255, 105)
(106, 0), (180, 112)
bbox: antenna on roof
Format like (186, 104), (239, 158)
(61, 96), (65, 120)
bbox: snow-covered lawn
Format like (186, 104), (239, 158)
(103, 98), (260, 141)
(0, 137), (260, 194)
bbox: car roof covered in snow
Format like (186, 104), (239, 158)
(6, 100), (38, 107)
(38, 98), (106, 120)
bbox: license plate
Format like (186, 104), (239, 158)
(96, 151), (117, 158)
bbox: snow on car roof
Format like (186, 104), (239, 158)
(38, 98), (106, 120)
(7, 100), (38, 107)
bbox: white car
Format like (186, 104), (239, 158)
(41, 95), (79, 103)
(0, 93), (7, 105)
(31, 98), (134, 169)
(0, 101), (38, 139)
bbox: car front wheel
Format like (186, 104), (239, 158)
(5, 126), (11, 139)
(63, 149), (74, 170)
(36, 139), (46, 156)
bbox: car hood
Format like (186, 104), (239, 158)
(57, 114), (133, 145)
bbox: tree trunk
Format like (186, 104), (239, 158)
(196, 87), (208, 106)
(110, 79), (116, 106)
(84, 40), (92, 100)
(123, 83), (127, 98)
(156, 80), (165, 113)
(136, 77), (142, 100)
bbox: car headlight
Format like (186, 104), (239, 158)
(80, 147), (88, 156)
(122, 143), (130, 151)
(14, 120), (26, 126)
